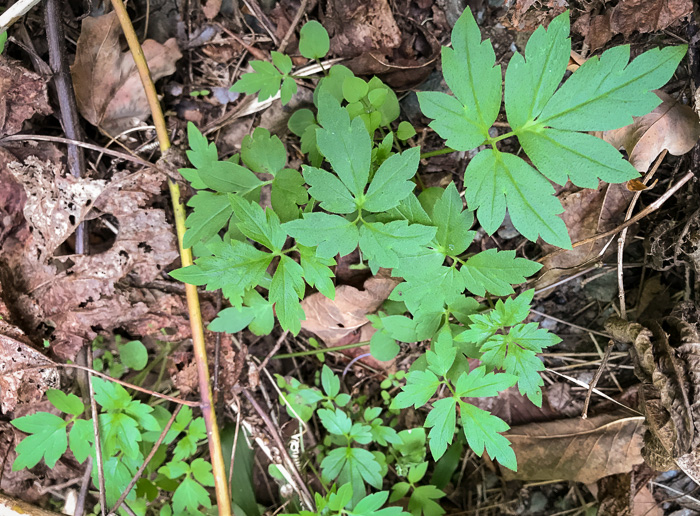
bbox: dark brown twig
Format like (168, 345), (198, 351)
(107, 405), (183, 515)
(74, 456), (93, 516)
(258, 330), (289, 372)
(45, 0), (88, 254)
(240, 0), (279, 45)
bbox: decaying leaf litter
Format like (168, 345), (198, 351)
(0, 0), (700, 514)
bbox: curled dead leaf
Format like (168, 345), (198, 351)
(503, 412), (645, 483)
(606, 309), (700, 471)
(596, 91), (700, 173)
(300, 272), (400, 360)
(71, 12), (181, 136)
(573, 0), (692, 50)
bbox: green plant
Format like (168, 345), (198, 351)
(11, 352), (214, 516)
(170, 8), (685, 512)
(277, 367), (444, 515)
(0, 31), (7, 54)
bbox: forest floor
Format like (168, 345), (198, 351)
(1, 0), (700, 514)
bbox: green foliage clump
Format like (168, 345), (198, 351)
(172, 13), (685, 510)
(11, 340), (214, 516)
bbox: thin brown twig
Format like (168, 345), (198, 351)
(277, 0), (308, 53)
(0, 134), (156, 169)
(581, 340), (615, 419)
(4, 362), (200, 407)
(240, 0), (279, 45)
(242, 388), (314, 508)
(86, 348), (107, 516)
(572, 170), (695, 248)
(529, 309), (611, 339)
(258, 330), (289, 372)
(107, 405), (183, 515)
(45, 0), (87, 253)
(74, 456), (93, 516)
(617, 150), (668, 319)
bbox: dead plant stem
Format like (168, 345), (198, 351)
(105, 2), (231, 512)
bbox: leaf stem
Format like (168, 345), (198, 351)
(420, 147), (457, 159)
(273, 341), (370, 359)
(107, 1), (231, 513)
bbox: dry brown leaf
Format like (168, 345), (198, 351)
(0, 290), (58, 414)
(503, 0), (569, 32)
(71, 12), (181, 136)
(606, 312), (700, 472)
(300, 272), (400, 347)
(597, 91), (700, 173)
(573, 0), (691, 50)
(0, 57), (51, 137)
(202, 0), (222, 19)
(536, 183), (633, 289)
(502, 412), (645, 483)
(610, 0), (692, 37)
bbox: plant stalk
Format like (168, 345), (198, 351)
(107, 1), (231, 514)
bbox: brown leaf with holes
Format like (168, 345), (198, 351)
(502, 412), (646, 483)
(0, 57), (51, 137)
(301, 271), (400, 348)
(71, 11), (181, 136)
(0, 282), (58, 414)
(596, 91), (700, 173)
(0, 158), (178, 360)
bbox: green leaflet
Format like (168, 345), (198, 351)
(183, 191), (232, 248)
(430, 183), (475, 257)
(316, 93), (372, 197)
(461, 248), (542, 297)
(284, 212), (360, 259)
(270, 255), (306, 335)
(271, 169), (308, 222)
(459, 402), (515, 470)
(230, 52), (298, 104)
(229, 194), (287, 252)
(417, 8), (501, 151)
(464, 149), (571, 248)
(504, 11), (570, 131)
(241, 128), (287, 175)
(536, 44), (687, 131)
(424, 398), (456, 460)
(359, 221), (436, 273)
(419, 7), (685, 249)
(299, 20), (330, 60)
(518, 128), (639, 188)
